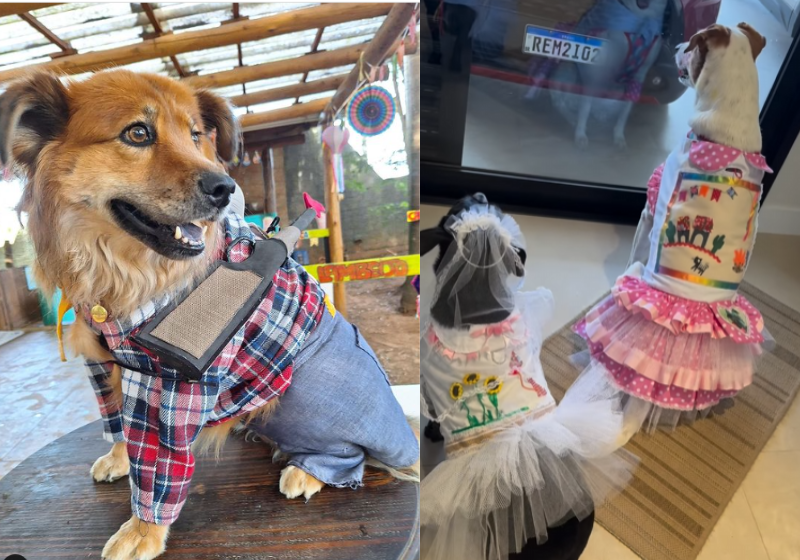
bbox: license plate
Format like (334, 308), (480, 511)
(523, 25), (604, 64)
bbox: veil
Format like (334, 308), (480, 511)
(430, 204), (526, 328)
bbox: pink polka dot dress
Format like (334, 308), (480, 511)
(573, 131), (772, 433)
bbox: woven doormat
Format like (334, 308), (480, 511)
(541, 282), (800, 560)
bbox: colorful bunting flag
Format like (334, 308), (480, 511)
(679, 190), (687, 202)
(700, 185), (709, 197)
(711, 188), (721, 202)
(727, 187), (737, 199)
(690, 186), (699, 197)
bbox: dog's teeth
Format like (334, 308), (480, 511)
(174, 226), (182, 240)
(202, 225), (208, 234)
(182, 237), (188, 243)
(192, 220), (203, 228)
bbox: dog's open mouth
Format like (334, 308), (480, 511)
(110, 200), (209, 259)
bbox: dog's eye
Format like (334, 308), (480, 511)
(122, 124), (154, 146)
(191, 130), (201, 143)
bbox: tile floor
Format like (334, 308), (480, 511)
(420, 203), (800, 560)
(461, 0), (793, 189)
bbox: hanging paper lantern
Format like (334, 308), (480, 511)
(252, 150), (262, 165)
(232, 153), (240, 166)
(242, 151), (251, 167)
(322, 125), (349, 194)
(348, 86), (395, 136)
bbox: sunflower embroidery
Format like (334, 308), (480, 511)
(450, 382), (464, 400)
(484, 376), (502, 419)
(484, 376), (502, 395)
(463, 373), (480, 385)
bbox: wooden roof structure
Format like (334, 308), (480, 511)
(0, 2), (417, 131)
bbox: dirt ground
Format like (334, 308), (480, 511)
(345, 276), (420, 385)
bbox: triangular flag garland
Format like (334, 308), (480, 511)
(252, 150), (261, 165)
(678, 185), (725, 203)
(242, 151), (251, 167)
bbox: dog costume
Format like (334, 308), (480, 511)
(84, 213), (418, 525)
(420, 205), (635, 560)
(574, 131), (773, 431)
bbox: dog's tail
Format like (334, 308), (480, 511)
(366, 415), (421, 483)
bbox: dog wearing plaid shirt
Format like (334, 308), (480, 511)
(0, 69), (419, 560)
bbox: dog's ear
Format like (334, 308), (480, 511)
(421, 226), (452, 256)
(688, 24), (731, 53)
(195, 90), (240, 163)
(737, 23), (766, 60)
(0, 72), (69, 171)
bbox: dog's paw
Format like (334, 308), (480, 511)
(102, 516), (169, 560)
(574, 133), (589, 149)
(279, 465), (325, 501)
(91, 442), (130, 483)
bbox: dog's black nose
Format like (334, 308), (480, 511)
(198, 172), (235, 208)
(473, 193), (488, 204)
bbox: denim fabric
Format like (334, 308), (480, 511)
(249, 310), (419, 487)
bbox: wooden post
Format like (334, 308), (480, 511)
(261, 148), (276, 217)
(266, 146), (285, 217)
(323, 143), (347, 316)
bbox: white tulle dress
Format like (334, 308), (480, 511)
(421, 288), (636, 560)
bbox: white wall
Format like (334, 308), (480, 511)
(760, 132), (800, 235)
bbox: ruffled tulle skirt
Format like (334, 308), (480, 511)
(421, 371), (637, 560)
(572, 264), (771, 432)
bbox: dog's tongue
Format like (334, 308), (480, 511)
(180, 222), (203, 241)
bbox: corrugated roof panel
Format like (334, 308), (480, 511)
(38, 3), (134, 31)
(248, 98), (296, 114)
(0, 43), (60, 67)
(298, 91), (332, 103)
(240, 3), (319, 18)
(306, 64), (354, 81)
(237, 74), (305, 94)
(72, 26), (145, 53)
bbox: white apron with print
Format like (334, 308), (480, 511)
(644, 134), (766, 303)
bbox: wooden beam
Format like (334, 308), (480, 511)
(229, 74), (347, 108)
(296, 27), (325, 102)
(18, 12), (76, 56)
(0, 3), (393, 84)
(184, 42), (365, 90)
(243, 124), (313, 145)
(238, 97), (331, 129)
(246, 134), (306, 152)
(323, 143), (346, 315)
(141, 3), (189, 78)
(185, 38), (415, 92)
(327, 4), (416, 119)
(0, 4), (59, 18)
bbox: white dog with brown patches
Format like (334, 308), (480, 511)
(573, 22), (773, 439)
(629, 22), (767, 267)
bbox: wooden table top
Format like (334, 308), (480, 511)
(0, 421), (419, 560)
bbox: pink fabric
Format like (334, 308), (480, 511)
(575, 320), (739, 411)
(689, 138), (773, 173)
(578, 297), (759, 392)
(646, 163), (665, 214)
(611, 275), (765, 343)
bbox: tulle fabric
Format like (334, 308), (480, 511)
(577, 296), (763, 392)
(613, 275), (765, 343)
(421, 371), (637, 560)
(431, 206), (526, 329)
(571, 358), (737, 435)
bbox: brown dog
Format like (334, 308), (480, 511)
(0, 70), (335, 559)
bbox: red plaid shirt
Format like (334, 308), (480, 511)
(85, 214), (324, 525)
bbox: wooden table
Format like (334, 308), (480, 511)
(0, 421), (419, 559)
